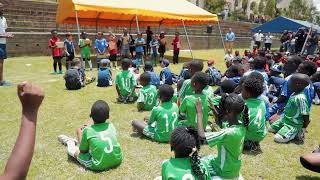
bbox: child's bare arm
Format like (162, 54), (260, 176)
(302, 115), (310, 129)
(129, 86), (136, 97)
(116, 85), (121, 97)
(0, 82), (44, 180)
(196, 99), (205, 139)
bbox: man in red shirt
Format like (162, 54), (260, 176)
(48, 30), (63, 74)
(172, 32), (181, 64)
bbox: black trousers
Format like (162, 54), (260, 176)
(173, 51), (179, 64)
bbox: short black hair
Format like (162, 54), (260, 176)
(311, 71), (320, 82)
(220, 80), (236, 93)
(289, 73), (310, 93)
(191, 72), (209, 90)
(177, 79), (184, 91)
(158, 84), (174, 102)
(90, 100), (110, 123)
(253, 56), (266, 69)
(71, 58), (81, 66)
(140, 72), (151, 84)
(144, 61), (153, 71)
(121, 58), (131, 70)
(297, 61), (317, 77)
(51, 29), (57, 34)
(189, 60), (204, 72)
(243, 72), (264, 98)
(226, 65), (240, 77)
(284, 55), (303, 76)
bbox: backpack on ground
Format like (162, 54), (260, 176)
(64, 68), (81, 90)
(207, 67), (222, 86)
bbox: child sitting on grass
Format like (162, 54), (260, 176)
(268, 64), (285, 103)
(58, 100), (123, 171)
(241, 72), (266, 152)
(132, 84), (179, 143)
(179, 72), (209, 129)
(144, 61), (160, 87)
(64, 58), (95, 90)
(115, 59), (137, 103)
(137, 72), (158, 111)
(205, 59), (222, 86)
(224, 49), (234, 68)
(196, 93), (248, 180)
(160, 126), (211, 180)
(160, 59), (173, 85)
(269, 73), (311, 143)
(97, 59), (112, 87)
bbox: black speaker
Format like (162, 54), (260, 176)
(207, 25), (213, 33)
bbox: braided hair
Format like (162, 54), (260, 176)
(217, 93), (249, 127)
(170, 126), (205, 180)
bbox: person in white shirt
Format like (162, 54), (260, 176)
(253, 30), (264, 49)
(264, 32), (273, 50)
(0, 3), (13, 86)
(224, 49), (234, 68)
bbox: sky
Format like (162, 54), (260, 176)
(314, 0), (320, 10)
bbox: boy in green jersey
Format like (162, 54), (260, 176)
(241, 72), (266, 152)
(179, 72), (210, 129)
(78, 32), (93, 70)
(132, 84), (179, 143)
(137, 72), (158, 111)
(196, 93), (248, 180)
(269, 73), (311, 143)
(58, 100), (123, 171)
(161, 126), (211, 180)
(115, 59), (138, 103)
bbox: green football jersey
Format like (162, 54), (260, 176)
(282, 92), (310, 128)
(245, 98), (267, 142)
(79, 38), (91, 57)
(179, 94), (209, 129)
(148, 102), (179, 142)
(162, 157), (211, 180)
(211, 95), (221, 106)
(115, 70), (137, 97)
(137, 84), (158, 111)
(79, 122), (123, 171)
(204, 124), (245, 179)
(179, 79), (214, 102)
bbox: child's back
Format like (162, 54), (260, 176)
(115, 70), (136, 97)
(179, 94), (209, 129)
(162, 157), (211, 180)
(145, 101), (179, 142)
(79, 121), (123, 171)
(97, 67), (112, 87)
(65, 67), (82, 90)
(137, 84), (158, 111)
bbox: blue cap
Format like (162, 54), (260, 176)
(101, 59), (110, 64)
(162, 59), (170, 66)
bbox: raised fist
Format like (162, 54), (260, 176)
(17, 82), (44, 112)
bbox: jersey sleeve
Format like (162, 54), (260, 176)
(79, 128), (89, 152)
(148, 107), (158, 125)
(161, 160), (169, 180)
(179, 98), (187, 114)
(137, 91), (145, 103)
(179, 81), (188, 100)
(297, 96), (310, 115)
(115, 74), (120, 85)
(205, 130), (226, 148)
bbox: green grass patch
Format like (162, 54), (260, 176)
(0, 49), (319, 179)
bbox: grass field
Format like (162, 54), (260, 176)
(0, 49), (319, 180)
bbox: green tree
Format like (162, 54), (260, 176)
(242, 0), (248, 13)
(264, 0), (276, 18)
(258, 0), (265, 14)
(204, 0), (226, 13)
(286, 0), (310, 20)
(250, 1), (258, 14)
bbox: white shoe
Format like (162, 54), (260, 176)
(58, 135), (78, 145)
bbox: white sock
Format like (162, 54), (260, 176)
(66, 140), (77, 158)
(82, 61), (86, 69)
(88, 60), (93, 69)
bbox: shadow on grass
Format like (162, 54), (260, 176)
(296, 175), (320, 180)
(242, 150), (263, 156)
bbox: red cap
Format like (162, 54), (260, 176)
(208, 59), (215, 65)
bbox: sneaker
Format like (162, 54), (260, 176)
(0, 81), (12, 86)
(58, 135), (78, 145)
(50, 72), (57, 75)
(58, 71), (64, 74)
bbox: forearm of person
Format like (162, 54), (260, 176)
(303, 115), (310, 128)
(196, 112), (205, 139)
(116, 85), (121, 96)
(2, 110), (38, 180)
(129, 86), (136, 97)
(275, 95), (285, 104)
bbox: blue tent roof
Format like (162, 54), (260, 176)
(251, 16), (320, 33)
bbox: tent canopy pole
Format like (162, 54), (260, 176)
(75, 10), (81, 40)
(135, 15), (140, 34)
(300, 25), (312, 55)
(182, 20), (194, 60)
(217, 19), (226, 53)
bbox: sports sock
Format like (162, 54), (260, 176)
(88, 60), (93, 69)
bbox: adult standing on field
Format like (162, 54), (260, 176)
(253, 30), (264, 49)
(225, 28), (235, 52)
(0, 3), (13, 86)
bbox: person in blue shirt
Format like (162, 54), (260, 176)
(97, 59), (112, 87)
(64, 33), (75, 70)
(311, 72), (320, 105)
(268, 64), (285, 103)
(144, 61), (160, 87)
(135, 33), (145, 67)
(95, 32), (108, 69)
(270, 58), (317, 118)
(160, 59), (173, 85)
(225, 28), (235, 52)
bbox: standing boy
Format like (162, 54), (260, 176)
(95, 32), (108, 69)
(48, 30), (63, 74)
(64, 32), (75, 70)
(149, 35), (159, 66)
(79, 32), (93, 70)
(135, 33), (145, 67)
